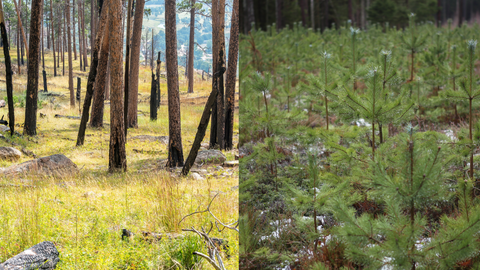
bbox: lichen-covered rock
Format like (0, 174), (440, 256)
(0, 147), (22, 161)
(3, 154), (78, 176)
(0, 241), (59, 270)
(195, 150), (226, 165)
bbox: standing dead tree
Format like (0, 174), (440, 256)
(0, 0), (14, 135)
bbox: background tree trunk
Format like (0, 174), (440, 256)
(82, 0), (87, 69)
(127, 0), (145, 128)
(215, 0), (226, 150)
(187, 0), (195, 94)
(73, 0), (76, 60)
(67, 0), (74, 107)
(76, 0), (108, 146)
(123, 0), (133, 135)
(23, 0), (43, 136)
(13, 0), (28, 57)
(165, 0), (184, 167)
(0, 0), (15, 135)
(78, 0), (83, 70)
(225, 0), (238, 150)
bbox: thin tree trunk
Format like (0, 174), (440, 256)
(62, 9), (65, 76)
(127, 0), (145, 128)
(165, 0), (184, 167)
(216, 0), (226, 150)
(0, 0), (15, 135)
(123, 0), (133, 135)
(108, 0), (126, 171)
(78, 0), (83, 70)
(23, 0), (43, 136)
(16, 27), (20, 74)
(310, 0), (314, 29)
(73, 0), (76, 60)
(275, 0), (282, 30)
(12, 0), (28, 57)
(67, 0), (74, 106)
(225, 0), (238, 150)
(41, 21), (45, 70)
(76, 0), (109, 146)
(187, 0), (195, 93)
(82, 0), (88, 69)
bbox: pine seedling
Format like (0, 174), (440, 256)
(341, 67), (413, 159)
(445, 40), (480, 184)
(400, 13), (428, 82)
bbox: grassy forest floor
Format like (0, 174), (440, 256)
(0, 49), (239, 269)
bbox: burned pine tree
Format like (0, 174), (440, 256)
(225, 0), (239, 150)
(0, 0), (14, 136)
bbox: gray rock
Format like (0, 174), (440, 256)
(195, 150), (226, 165)
(0, 241), (59, 270)
(0, 126), (10, 133)
(0, 147), (22, 161)
(130, 135), (169, 144)
(0, 100), (6, 108)
(191, 172), (205, 181)
(2, 154), (78, 176)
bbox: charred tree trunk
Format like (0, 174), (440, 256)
(225, 0), (238, 150)
(150, 71), (157, 120)
(212, 0), (226, 150)
(78, 0), (83, 70)
(76, 0), (108, 146)
(165, 0), (184, 167)
(23, 0), (43, 136)
(156, 51), (161, 109)
(123, 0), (133, 135)
(73, 0), (76, 60)
(127, 0), (145, 128)
(90, 22), (110, 127)
(108, 0), (126, 172)
(82, 0), (88, 69)
(187, 0), (195, 94)
(62, 10), (65, 76)
(0, 0), (15, 136)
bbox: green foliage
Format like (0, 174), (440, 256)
(167, 235), (204, 270)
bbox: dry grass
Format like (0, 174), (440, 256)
(0, 49), (239, 269)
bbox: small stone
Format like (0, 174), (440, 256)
(130, 135), (169, 144)
(0, 125), (10, 133)
(0, 241), (59, 270)
(191, 172), (205, 181)
(0, 147), (22, 161)
(195, 150), (226, 165)
(2, 154), (78, 176)
(224, 160), (239, 167)
(0, 100), (6, 108)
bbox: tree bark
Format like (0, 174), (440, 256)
(165, 0), (184, 167)
(245, 0), (254, 33)
(82, 0), (88, 69)
(150, 71), (157, 120)
(66, 0), (74, 107)
(12, 0), (28, 57)
(90, 17), (110, 128)
(76, 0), (109, 146)
(108, 0), (126, 171)
(187, 0), (195, 94)
(0, 0), (15, 136)
(215, 0), (226, 149)
(23, 0), (43, 136)
(78, 0), (83, 70)
(123, 0), (133, 135)
(225, 0), (238, 150)
(127, 0), (145, 128)
(156, 51), (161, 109)
(73, 0), (76, 60)
(62, 9), (65, 76)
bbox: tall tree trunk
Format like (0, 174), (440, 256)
(105, 59), (110, 99)
(275, 0), (282, 30)
(16, 27), (20, 74)
(299, 0), (306, 26)
(459, 0), (464, 26)
(150, 28), (154, 69)
(90, 28), (109, 127)
(123, 0), (133, 135)
(187, 0), (195, 94)
(215, 0), (226, 150)
(62, 10), (65, 76)
(23, 0), (43, 136)
(348, 0), (353, 24)
(41, 21), (45, 70)
(0, 0), (15, 136)
(76, 0), (108, 146)
(73, 0), (76, 60)
(78, 0), (83, 70)
(82, 0), (88, 69)
(245, 0), (254, 33)
(67, 0), (74, 106)
(127, 0), (145, 128)
(310, 0), (314, 29)
(225, 0), (239, 150)
(108, 0), (126, 171)
(165, 0), (184, 167)
(12, 0), (28, 57)
(323, 0), (329, 31)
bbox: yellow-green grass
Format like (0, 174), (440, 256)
(0, 49), (239, 269)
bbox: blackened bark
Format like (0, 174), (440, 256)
(23, 0), (43, 136)
(73, 0), (76, 60)
(76, 0), (109, 146)
(182, 80), (219, 176)
(275, 0), (282, 30)
(43, 70), (48, 92)
(108, 0), (126, 171)
(225, 0), (238, 150)
(67, 0), (74, 107)
(0, 1), (15, 136)
(165, 0), (184, 167)
(150, 72), (157, 120)
(82, 0), (88, 69)
(127, 0), (145, 128)
(90, 22), (110, 128)
(215, 0), (226, 150)
(123, 0), (133, 136)
(156, 51), (161, 109)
